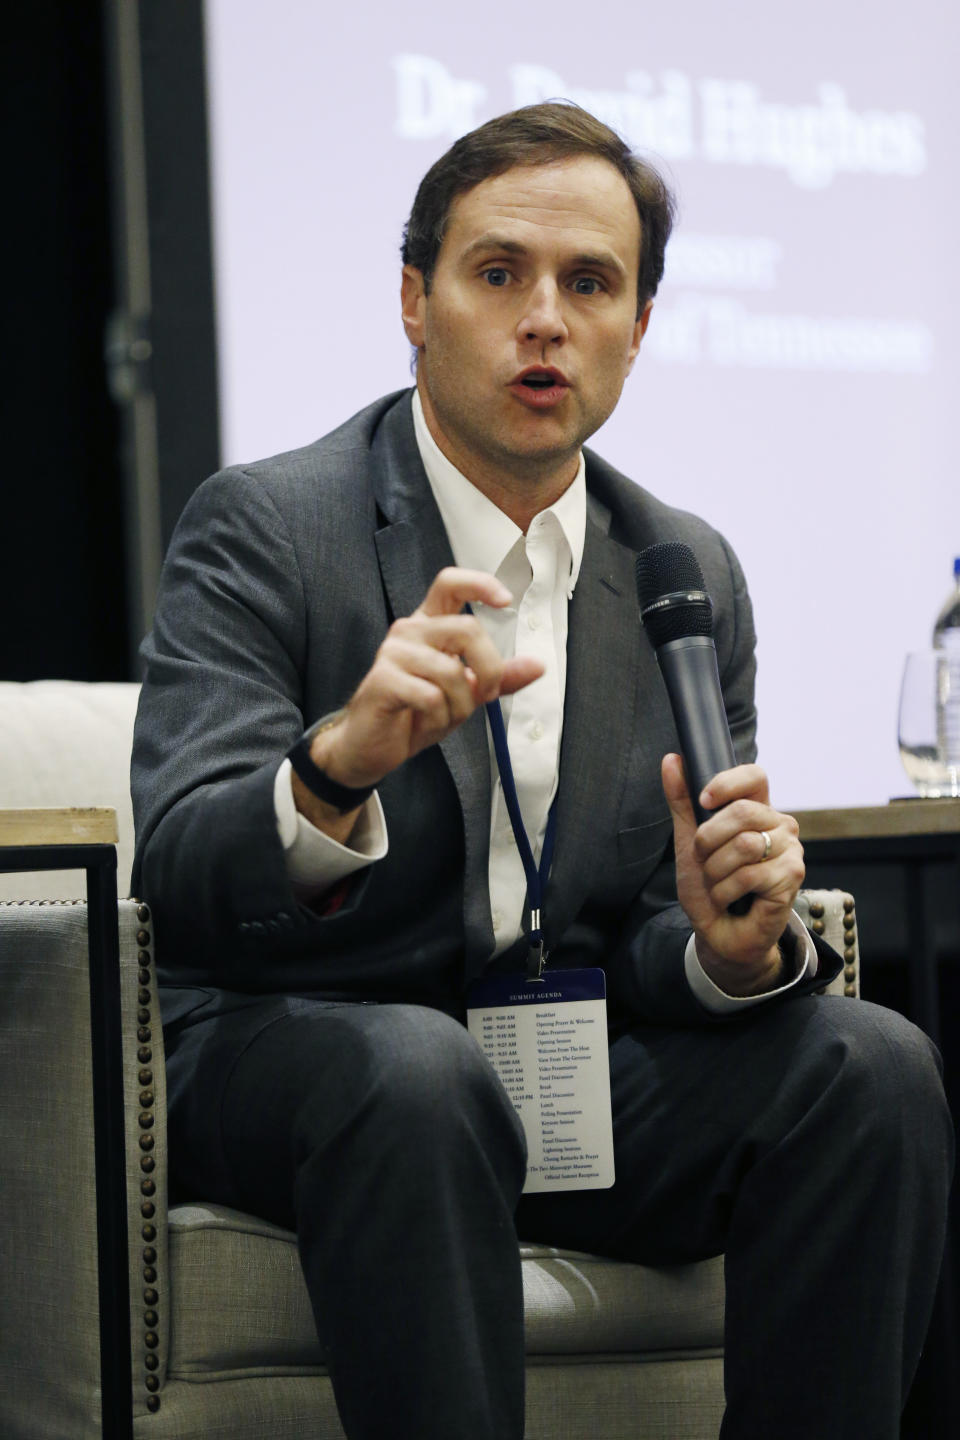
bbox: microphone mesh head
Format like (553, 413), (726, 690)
(635, 541), (714, 645)
(636, 541), (705, 600)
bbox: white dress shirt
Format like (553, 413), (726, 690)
(274, 387), (814, 1006)
(411, 389), (584, 952)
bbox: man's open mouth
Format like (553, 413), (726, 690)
(514, 368), (568, 389)
(508, 369), (570, 406)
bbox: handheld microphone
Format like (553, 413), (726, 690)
(636, 540), (752, 915)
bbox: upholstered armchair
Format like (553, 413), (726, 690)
(0, 680), (860, 1440)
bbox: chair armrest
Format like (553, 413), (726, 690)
(0, 897), (168, 1434)
(795, 888), (860, 997)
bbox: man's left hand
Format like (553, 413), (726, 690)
(662, 754), (805, 996)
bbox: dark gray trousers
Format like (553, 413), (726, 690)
(165, 992), (953, 1440)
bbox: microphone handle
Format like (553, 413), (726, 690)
(656, 635), (752, 916)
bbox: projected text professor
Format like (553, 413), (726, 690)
(131, 101), (952, 1440)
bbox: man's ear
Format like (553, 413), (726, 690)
(401, 265), (427, 348)
(626, 298), (654, 374)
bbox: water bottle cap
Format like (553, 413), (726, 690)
(954, 557), (960, 579)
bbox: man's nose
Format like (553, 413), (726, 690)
(516, 278), (568, 346)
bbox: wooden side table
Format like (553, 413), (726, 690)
(793, 798), (960, 844)
(793, 800), (960, 1046)
(0, 808), (132, 1440)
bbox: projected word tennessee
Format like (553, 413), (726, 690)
(392, 56), (926, 191)
(646, 296), (933, 373)
(654, 239), (933, 373)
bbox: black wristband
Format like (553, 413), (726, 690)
(287, 733), (375, 814)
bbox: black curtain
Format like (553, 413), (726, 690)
(2, 2), (127, 680)
(2, 0), (219, 680)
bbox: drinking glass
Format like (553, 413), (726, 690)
(898, 650), (960, 797)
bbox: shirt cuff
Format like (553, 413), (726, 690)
(684, 910), (817, 1015)
(274, 757), (388, 895)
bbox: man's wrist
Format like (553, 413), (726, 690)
(275, 758), (388, 892)
(695, 933), (794, 997)
(686, 915), (812, 1014)
(289, 731), (375, 814)
(289, 713), (376, 816)
(287, 714), (374, 842)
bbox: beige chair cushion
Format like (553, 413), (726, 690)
(167, 1203), (724, 1380)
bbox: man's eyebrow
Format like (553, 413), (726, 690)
(459, 234), (530, 260)
(570, 249), (628, 278)
(459, 233), (628, 276)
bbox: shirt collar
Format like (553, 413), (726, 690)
(412, 387), (586, 597)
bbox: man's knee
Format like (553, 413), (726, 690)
(295, 1003), (528, 1187)
(819, 998), (942, 1092)
(810, 998), (951, 1164)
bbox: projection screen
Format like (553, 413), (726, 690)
(203, 0), (959, 810)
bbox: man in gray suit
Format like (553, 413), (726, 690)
(132, 103), (951, 1439)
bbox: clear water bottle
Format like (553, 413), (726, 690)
(932, 558), (960, 791)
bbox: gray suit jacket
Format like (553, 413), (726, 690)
(131, 390), (837, 1029)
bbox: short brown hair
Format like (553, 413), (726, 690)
(401, 102), (676, 317)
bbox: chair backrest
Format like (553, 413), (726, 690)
(0, 680), (141, 900)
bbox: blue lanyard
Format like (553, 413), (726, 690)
(485, 697), (557, 981)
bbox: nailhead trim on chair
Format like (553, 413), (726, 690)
(133, 901), (162, 1414)
(840, 895), (859, 996)
(808, 893), (859, 997)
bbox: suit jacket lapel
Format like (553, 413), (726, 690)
(544, 501), (661, 949)
(370, 395), (495, 965)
